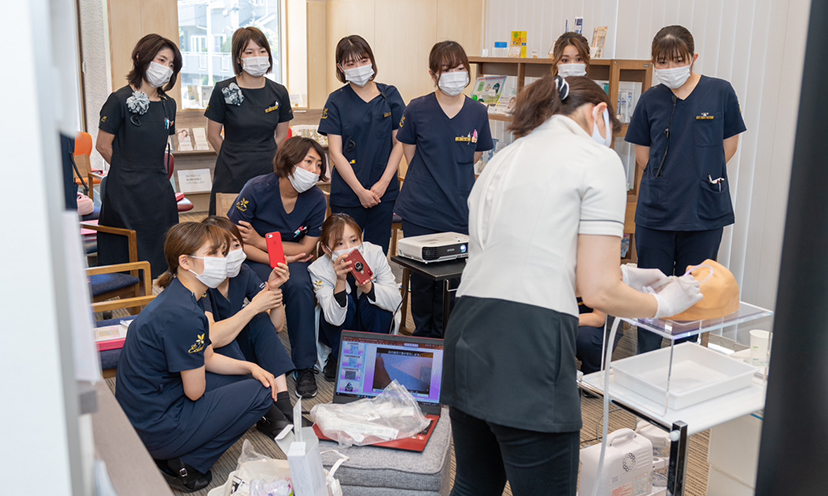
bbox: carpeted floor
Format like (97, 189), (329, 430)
(102, 211), (711, 495)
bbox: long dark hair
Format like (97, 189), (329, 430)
(127, 34), (182, 94)
(509, 76), (622, 139)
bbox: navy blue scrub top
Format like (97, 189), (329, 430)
(625, 76), (746, 231)
(394, 93), (493, 233)
(199, 264), (266, 320)
(227, 173), (327, 279)
(116, 278), (212, 439)
(318, 83), (406, 207)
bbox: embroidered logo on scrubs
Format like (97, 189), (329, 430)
(188, 334), (206, 354)
(101, 116), (108, 123)
(235, 198), (249, 212)
(696, 112), (715, 120)
(265, 101), (280, 113)
(313, 279), (324, 290)
(321, 108), (329, 120)
(399, 116), (406, 128)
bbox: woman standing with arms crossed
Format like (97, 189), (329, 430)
(96, 34), (182, 278)
(442, 76), (703, 495)
(318, 35), (406, 254)
(205, 26), (293, 215)
(394, 41), (493, 338)
(626, 26), (746, 354)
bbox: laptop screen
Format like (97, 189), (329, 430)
(335, 331), (444, 407)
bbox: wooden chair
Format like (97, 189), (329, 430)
(216, 192), (239, 218)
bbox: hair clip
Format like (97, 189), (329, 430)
(555, 76), (570, 101)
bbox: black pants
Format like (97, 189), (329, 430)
(450, 408), (579, 496)
(576, 321), (623, 375)
(331, 201), (395, 255)
(635, 225), (724, 353)
(401, 220), (458, 338)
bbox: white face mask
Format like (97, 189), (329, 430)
(242, 56), (270, 77)
(557, 63), (587, 78)
(226, 248), (247, 278)
(188, 256), (228, 288)
(438, 71), (469, 96)
(331, 244), (362, 261)
(146, 61), (173, 88)
(655, 65), (692, 89)
(591, 107), (612, 147)
(343, 64), (374, 87)
(289, 166), (320, 193)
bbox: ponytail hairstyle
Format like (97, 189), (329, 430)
(319, 213), (363, 254)
(651, 25), (695, 64)
(551, 32), (591, 75)
(202, 216), (244, 249)
(156, 222), (231, 289)
(508, 75), (622, 139)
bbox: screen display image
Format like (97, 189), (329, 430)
(335, 335), (444, 405)
(372, 348), (433, 395)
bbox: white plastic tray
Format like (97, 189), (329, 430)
(612, 343), (755, 410)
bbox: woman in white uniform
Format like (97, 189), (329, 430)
(442, 76), (704, 496)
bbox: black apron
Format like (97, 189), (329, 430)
(98, 94), (178, 278)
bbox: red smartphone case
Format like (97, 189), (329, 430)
(265, 232), (286, 268)
(345, 250), (373, 285)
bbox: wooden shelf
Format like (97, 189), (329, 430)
(488, 113), (512, 122)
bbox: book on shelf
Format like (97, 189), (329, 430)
(471, 75), (507, 106)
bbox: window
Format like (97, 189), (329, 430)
(177, 0), (283, 110)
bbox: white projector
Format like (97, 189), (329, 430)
(397, 232), (470, 263)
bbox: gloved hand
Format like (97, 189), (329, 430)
(653, 274), (704, 319)
(621, 264), (670, 292)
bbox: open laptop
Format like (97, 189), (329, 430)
(312, 330), (444, 452)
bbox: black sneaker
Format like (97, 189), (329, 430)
(257, 404), (291, 439)
(323, 354), (337, 382)
(295, 368), (318, 398)
(155, 458), (212, 493)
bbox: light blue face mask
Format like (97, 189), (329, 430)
(591, 107), (612, 147)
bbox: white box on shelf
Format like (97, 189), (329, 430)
(612, 343), (756, 410)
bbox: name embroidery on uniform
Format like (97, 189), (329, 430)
(188, 334), (206, 354)
(265, 101), (280, 113)
(321, 108), (329, 119)
(696, 112), (715, 120)
(383, 112), (392, 118)
(235, 198), (249, 212)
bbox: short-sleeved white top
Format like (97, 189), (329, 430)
(456, 114), (627, 318)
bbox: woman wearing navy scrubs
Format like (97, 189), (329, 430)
(96, 34), (181, 278)
(228, 137), (328, 399)
(200, 216), (297, 434)
(394, 41), (493, 338)
(625, 26), (746, 353)
(116, 223), (278, 492)
(205, 27), (293, 215)
(318, 35), (405, 254)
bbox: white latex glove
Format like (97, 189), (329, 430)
(621, 264), (670, 292)
(652, 274), (704, 319)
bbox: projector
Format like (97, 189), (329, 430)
(397, 232), (470, 263)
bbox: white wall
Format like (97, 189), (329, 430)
(482, 0), (811, 311)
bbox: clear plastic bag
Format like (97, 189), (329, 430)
(206, 440), (292, 496)
(310, 380), (430, 447)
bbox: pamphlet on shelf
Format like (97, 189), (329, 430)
(471, 75), (507, 105)
(591, 26), (608, 59)
(177, 128), (193, 151)
(510, 31), (527, 58)
(491, 87), (517, 115)
(192, 127), (210, 151)
(177, 168), (213, 194)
